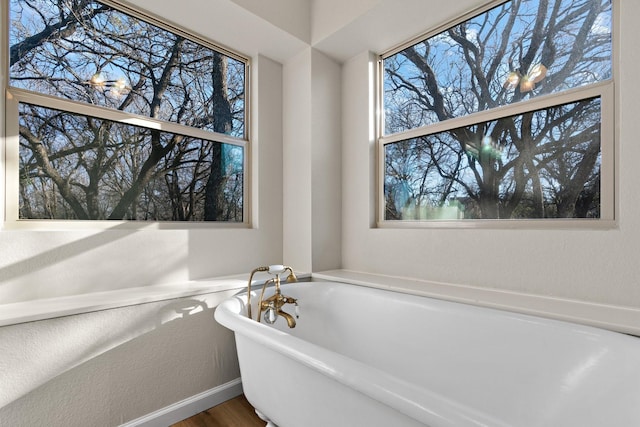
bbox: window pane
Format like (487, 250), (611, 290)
(384, 97), (601, 220)
(384, 0), (611, 134)
(19, 103), (243, 221)
(9, 0), (245, 137)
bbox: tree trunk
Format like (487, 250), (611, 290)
(205, 53), (233, 221)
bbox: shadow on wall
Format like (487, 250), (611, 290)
(0, 222), (190, 303)
(0, 294), (240, 427)
(0, 223), (144, 282)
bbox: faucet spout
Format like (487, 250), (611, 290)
(277, 309), (296, 328)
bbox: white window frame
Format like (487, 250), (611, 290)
(376, 0), (617, 229)
(2, 0), (251, 230)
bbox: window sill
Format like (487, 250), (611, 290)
(312, 269), (640, 336)
(376, 218), (618, 230)
(0, 273), (309, 327)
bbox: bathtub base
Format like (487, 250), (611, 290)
(254, 409), (277, 427)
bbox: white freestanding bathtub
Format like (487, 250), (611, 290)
(214, 281), (640, 427)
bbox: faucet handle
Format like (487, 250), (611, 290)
(264, 304), (277, 324)
(268, 265), (286, 275)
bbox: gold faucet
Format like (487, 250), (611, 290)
(245, 265), (298, 328)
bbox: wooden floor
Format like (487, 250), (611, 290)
(170, 395), (266, 427)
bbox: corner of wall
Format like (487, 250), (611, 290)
(282, 48), (343, 273)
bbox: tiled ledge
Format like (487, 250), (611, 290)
(312, 269), (640, 337)
(0, 273), (310, 327)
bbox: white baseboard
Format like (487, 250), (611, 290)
(120, 378), (243, 427)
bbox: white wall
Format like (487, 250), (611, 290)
(311, 49), (343, 272)
(340, 2), (640, 311)
(283, 48), (342, 272)
(283, 49), (313, 272)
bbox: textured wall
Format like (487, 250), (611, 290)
(0, 291), (240, 426)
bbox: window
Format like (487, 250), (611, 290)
(6, 0), (248, 223)
(379, 0), (613, 225)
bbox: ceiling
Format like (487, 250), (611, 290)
(124, 0), (489, 63)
